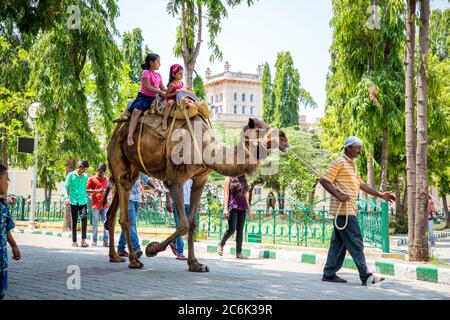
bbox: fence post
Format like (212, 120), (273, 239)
(381, 200), (390, 253)
(21, 197), (25, 221)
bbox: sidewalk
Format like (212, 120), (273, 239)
(12, 225), (450, 286)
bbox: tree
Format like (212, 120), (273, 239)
(122, 28), (145, 83)
(427, 9), (450, 229)
(322, 0), (405, 198)
(405, 0), (417, 254)
(429, 8), (450, 62)
(168, 0), (257, 88)
(28, 0), (123, 160)
(410, 0), (431, 262)
(261, 62), (275, 125)
(273, 52), (300, 128)
(0, 35), (33, 168)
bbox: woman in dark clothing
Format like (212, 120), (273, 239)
(218, 175), (250, 259)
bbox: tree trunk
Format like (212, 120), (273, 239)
(63, 159), (77, 231)
(367, 148), (376, 200)
(380, 125), (388, 192)
(443, 196), (449, 228)
(405, 0), (417, 256)
(1, 127), (7, 167)
(185, 63), (195, 90)
(411, 0), (430, 262)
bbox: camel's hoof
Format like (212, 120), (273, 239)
(145, 242), (161, 257)
(128, 260), (144, 269)
(109, 256), (126, 263)
(189, 262), (210, 273)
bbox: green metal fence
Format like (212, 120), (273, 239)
(9, 195), (390, 252)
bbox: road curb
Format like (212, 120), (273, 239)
(13, 227), (450, 286)
(392, 231), (450, 246)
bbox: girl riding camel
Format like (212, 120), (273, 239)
(127, 53), (166, 146)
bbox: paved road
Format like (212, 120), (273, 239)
(4, 233), (450, 300)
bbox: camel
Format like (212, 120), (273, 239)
(105, 108), (290, 272)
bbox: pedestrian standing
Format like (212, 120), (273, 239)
(65, 160), (90, 248)
(428, 195), (436, 247)
(86, 164), (109, 247)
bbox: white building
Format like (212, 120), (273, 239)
(205, 62), (263, 128)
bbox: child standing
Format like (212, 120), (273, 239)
(0, 164), (21, 300)
(127, 53), (167, 146)
(162, 64), (184, 130)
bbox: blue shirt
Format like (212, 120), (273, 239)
(129, 173), (151, 202)
(0, 197), (14, 276)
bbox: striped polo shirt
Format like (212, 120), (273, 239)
(322, 154), (363, 216)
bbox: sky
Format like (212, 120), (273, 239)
(115, 0), (449, 123)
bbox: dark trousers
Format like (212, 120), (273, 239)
(220, 209), (246, 254)
(71, 204), (88, 243)
(0, 273), (7, 300)
(323, 215), (371, 283)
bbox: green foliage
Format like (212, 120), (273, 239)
(169, 0), (257, 87)
(122, 28), (145, 83)
(0, 35), (33, 167)
(261, 62), (275, 125)
(193, 74), (206, 100)
(321, 0), (405, 187)
(169, 0), (256, 63)
(273, 52), (300, 128)
(430, 8), (450, 62)
(28, 0), (122, 162)
(250, 128), (330, 207)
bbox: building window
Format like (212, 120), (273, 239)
(242, 106), (246, 115)
(210, 96), (214, 104)
(234, 93), (238, 101)
(220, 93), (223, 102)
(255, 187), (262, 201)
(250, 106), (254, 115)
(233, 106), (237, 114)
(242, 93), (246, 102)
(215, 95), (218, 103)
(250, 94), (254, 102)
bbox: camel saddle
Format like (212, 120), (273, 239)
(114, 90), (211, 140)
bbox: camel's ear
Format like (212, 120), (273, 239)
(248, 118), (256, 129)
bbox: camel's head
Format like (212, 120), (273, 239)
(242, 118), (290, 158)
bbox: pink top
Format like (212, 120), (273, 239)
(166, 81), (184, 102)
(140, 70), (162, 97)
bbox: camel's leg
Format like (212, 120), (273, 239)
(145, 182), (188, 257)
(187, 176), (209, 272)
(106, 194), (125, 263)
(117, 170), (143, 269)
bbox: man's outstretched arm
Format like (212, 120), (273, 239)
(360, 183), (396, 203)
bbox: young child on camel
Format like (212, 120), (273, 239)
(162, 64), (184, 130)
(127, 53), (166, 146)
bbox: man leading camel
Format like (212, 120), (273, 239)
(320, 136), (395, 286)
